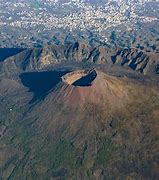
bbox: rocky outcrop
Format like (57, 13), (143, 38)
(0, 42), (158, 76)
(111, 48), (151, 73)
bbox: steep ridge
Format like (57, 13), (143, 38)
(0, 42), (158, 76)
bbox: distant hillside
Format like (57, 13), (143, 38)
(0, 43), (158, 76)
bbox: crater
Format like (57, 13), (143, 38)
(62, 69), (97, 87)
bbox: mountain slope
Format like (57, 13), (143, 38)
(1, 43), (159, 77)
(0, 69), (159, 179)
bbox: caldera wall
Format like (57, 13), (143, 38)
(62, 69), (97, 87)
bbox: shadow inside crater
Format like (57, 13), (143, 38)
(72, 71), (97, 87)
(20, 70), (69, 103)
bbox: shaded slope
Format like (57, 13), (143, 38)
(0, 48), (25, 62)
(19, 70), (69, 102)
(1, 44), (158, 76)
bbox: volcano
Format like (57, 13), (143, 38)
(53, 69), (128, 108)
(0, 68), (159, 179)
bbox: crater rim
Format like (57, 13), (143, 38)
(61, 69), (97, 87)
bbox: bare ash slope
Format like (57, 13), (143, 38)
(53, 69), (128, 108)
(0, 68), (158, 179)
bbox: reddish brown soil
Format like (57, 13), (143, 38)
(54, 69), (129, 108)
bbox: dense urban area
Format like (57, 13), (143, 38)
(0, 0), (159, 48)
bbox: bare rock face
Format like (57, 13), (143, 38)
(1, 43), (158, 76)
(111, 48), (158, 74)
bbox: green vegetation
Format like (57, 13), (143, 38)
(34, 138), (78, 178)
(51, 139), (77, 170)
(95, 137), (116, 166)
